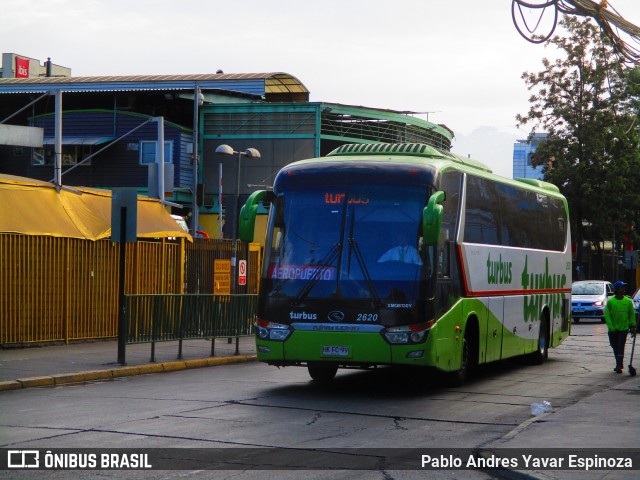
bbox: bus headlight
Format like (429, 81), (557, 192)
(382, 321), (433, 345)
(256, 319), (292, 342)
(410, 330), (427, 343)
(385, 331), (409, 344)
(269, 329), (291, 341)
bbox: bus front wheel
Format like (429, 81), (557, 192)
(450, 325), (476, 386)
(308, 363), (338, 382)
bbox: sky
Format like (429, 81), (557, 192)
(2, 0), (640, 178)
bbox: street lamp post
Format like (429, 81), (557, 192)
(191, 86), (204, 234)
(215, 144), (261, 294)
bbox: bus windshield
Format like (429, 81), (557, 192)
(263, 184), (431, 304)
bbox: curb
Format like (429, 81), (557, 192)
(474, 413), (557, 480)
(475, 449), (558, 480)
(0, 354), (257, 392)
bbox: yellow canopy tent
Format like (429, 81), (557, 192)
(0, 174), (191, 241)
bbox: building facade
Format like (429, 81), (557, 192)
(512, 132), (547, 180)
(1, 53), (70, 78)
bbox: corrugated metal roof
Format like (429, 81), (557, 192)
(0, 72), (309, 96)
(43, 136), (115, 145)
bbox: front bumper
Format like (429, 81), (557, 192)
(571, 306), (604, 319)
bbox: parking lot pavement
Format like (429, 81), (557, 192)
(1, 334), (639, 478)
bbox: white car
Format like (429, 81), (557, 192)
(571, 280), (613, 323)
(632, 289), (640, 319)
(171, 214), (189, 233)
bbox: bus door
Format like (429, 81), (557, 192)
(485, 297), (503, 363)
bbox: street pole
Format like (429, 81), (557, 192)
(214, 144), (261, 293)
(54, 90), (62, 189)
(191, 86), (203, 233)
(157, 116), (164, 201)
(232, 150), (241, 294)
(218, 160), (223, 239)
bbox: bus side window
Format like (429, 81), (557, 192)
(437, 225), (451, 278)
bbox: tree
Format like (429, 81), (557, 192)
(516, 16), (640, 277)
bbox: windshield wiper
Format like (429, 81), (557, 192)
(347, 206), (381, 307)
(292, 242), (341, 305)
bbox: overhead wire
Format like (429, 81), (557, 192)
(512, 1), (558, 43)
(512, 0), (640, 65)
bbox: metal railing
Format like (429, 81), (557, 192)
(123, 293), (257, 361)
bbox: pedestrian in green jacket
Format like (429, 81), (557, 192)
(604, 281), (637, 373)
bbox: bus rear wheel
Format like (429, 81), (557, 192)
(530, 317), (549, 365)
(308, 363), (338, 382)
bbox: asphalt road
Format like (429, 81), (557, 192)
(1, 321), (636, 480)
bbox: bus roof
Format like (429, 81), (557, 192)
(281, 143), (563, 198)
(324, 143), (562, 195)
(327, 142), (492, 173)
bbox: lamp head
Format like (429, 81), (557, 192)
(215, 144), (235, 156)
(215, 144), (261, 159)
(196, 89), (205, 106)
(244, 148), (261, 159)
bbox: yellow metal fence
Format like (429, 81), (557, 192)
(1, 234), (184, 345)
(184, 239), (262, 294)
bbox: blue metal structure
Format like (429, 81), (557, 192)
(26, 110), (192, 190)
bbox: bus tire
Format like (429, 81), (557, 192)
(530, 316), (549, 365)
(450, 323), (477, 386)
(308, 363), (338, 382)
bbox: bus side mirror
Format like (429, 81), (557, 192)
(239, 190), (275, 242)
(423, 190), (445, 245)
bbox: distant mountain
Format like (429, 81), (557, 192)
(450, 126), (527, 179)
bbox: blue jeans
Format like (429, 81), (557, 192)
(608, 330), (628, 368)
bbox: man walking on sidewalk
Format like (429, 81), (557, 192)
(605, 280), (637, 373)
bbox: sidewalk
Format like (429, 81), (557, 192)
(0, 336), (256, 391)
(484, 373), (640, 480)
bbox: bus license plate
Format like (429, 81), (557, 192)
(322, 345), (350, 357)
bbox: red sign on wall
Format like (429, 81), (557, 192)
(15, 57), (29, 78)
(238, 260), (247, 286)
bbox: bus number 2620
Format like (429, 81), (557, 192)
(357, 313), (378, 322)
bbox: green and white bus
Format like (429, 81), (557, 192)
(240, 143), (572, 384)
